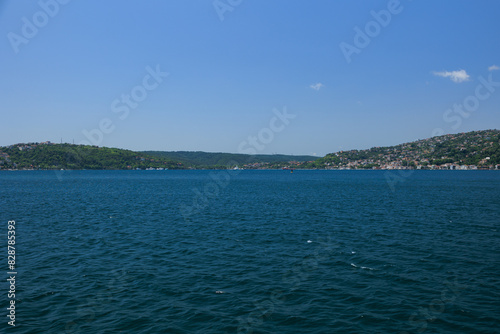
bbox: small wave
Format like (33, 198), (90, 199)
(351, 263), (374, 270)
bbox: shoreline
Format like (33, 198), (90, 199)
(1, 168), (498, 172)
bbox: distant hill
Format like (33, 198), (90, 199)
(142, 151), (318, 168)
(0, 143), (316, 170)
(1, 129), (499, 170)
(0, 143), (184, 170)
(301, 129), (500, 169)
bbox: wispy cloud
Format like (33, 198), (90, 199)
(310, 83), (324, 91)
(433, 69), (470, 83)
(488, 65), (499, 71)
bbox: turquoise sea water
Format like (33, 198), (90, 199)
(1, 170), (499, 333)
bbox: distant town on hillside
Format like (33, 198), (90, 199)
(0, 129), (499, 170)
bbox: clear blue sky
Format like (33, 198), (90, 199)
(1, 0), (499, 156)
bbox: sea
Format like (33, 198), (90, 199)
(1, 170), (499, 334)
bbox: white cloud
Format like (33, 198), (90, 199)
(488, 65), (499, 71)
(433, 69), (470, 83)
(310, 83), (324, 90)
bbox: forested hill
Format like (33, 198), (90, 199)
(1, 129), (499, 170)
(301, 129), (500, 169)
(0, 143), (184, 170)
(0, 143), (316, 170)
(142, 151), (317, 168)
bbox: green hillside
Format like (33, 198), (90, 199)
(0, 143), (184, 170)
(301, 129), (500, 169)
(142, 151), (317, 168)
(1, 129), (499, 170)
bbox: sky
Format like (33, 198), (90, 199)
(1, 0), (499, 156)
